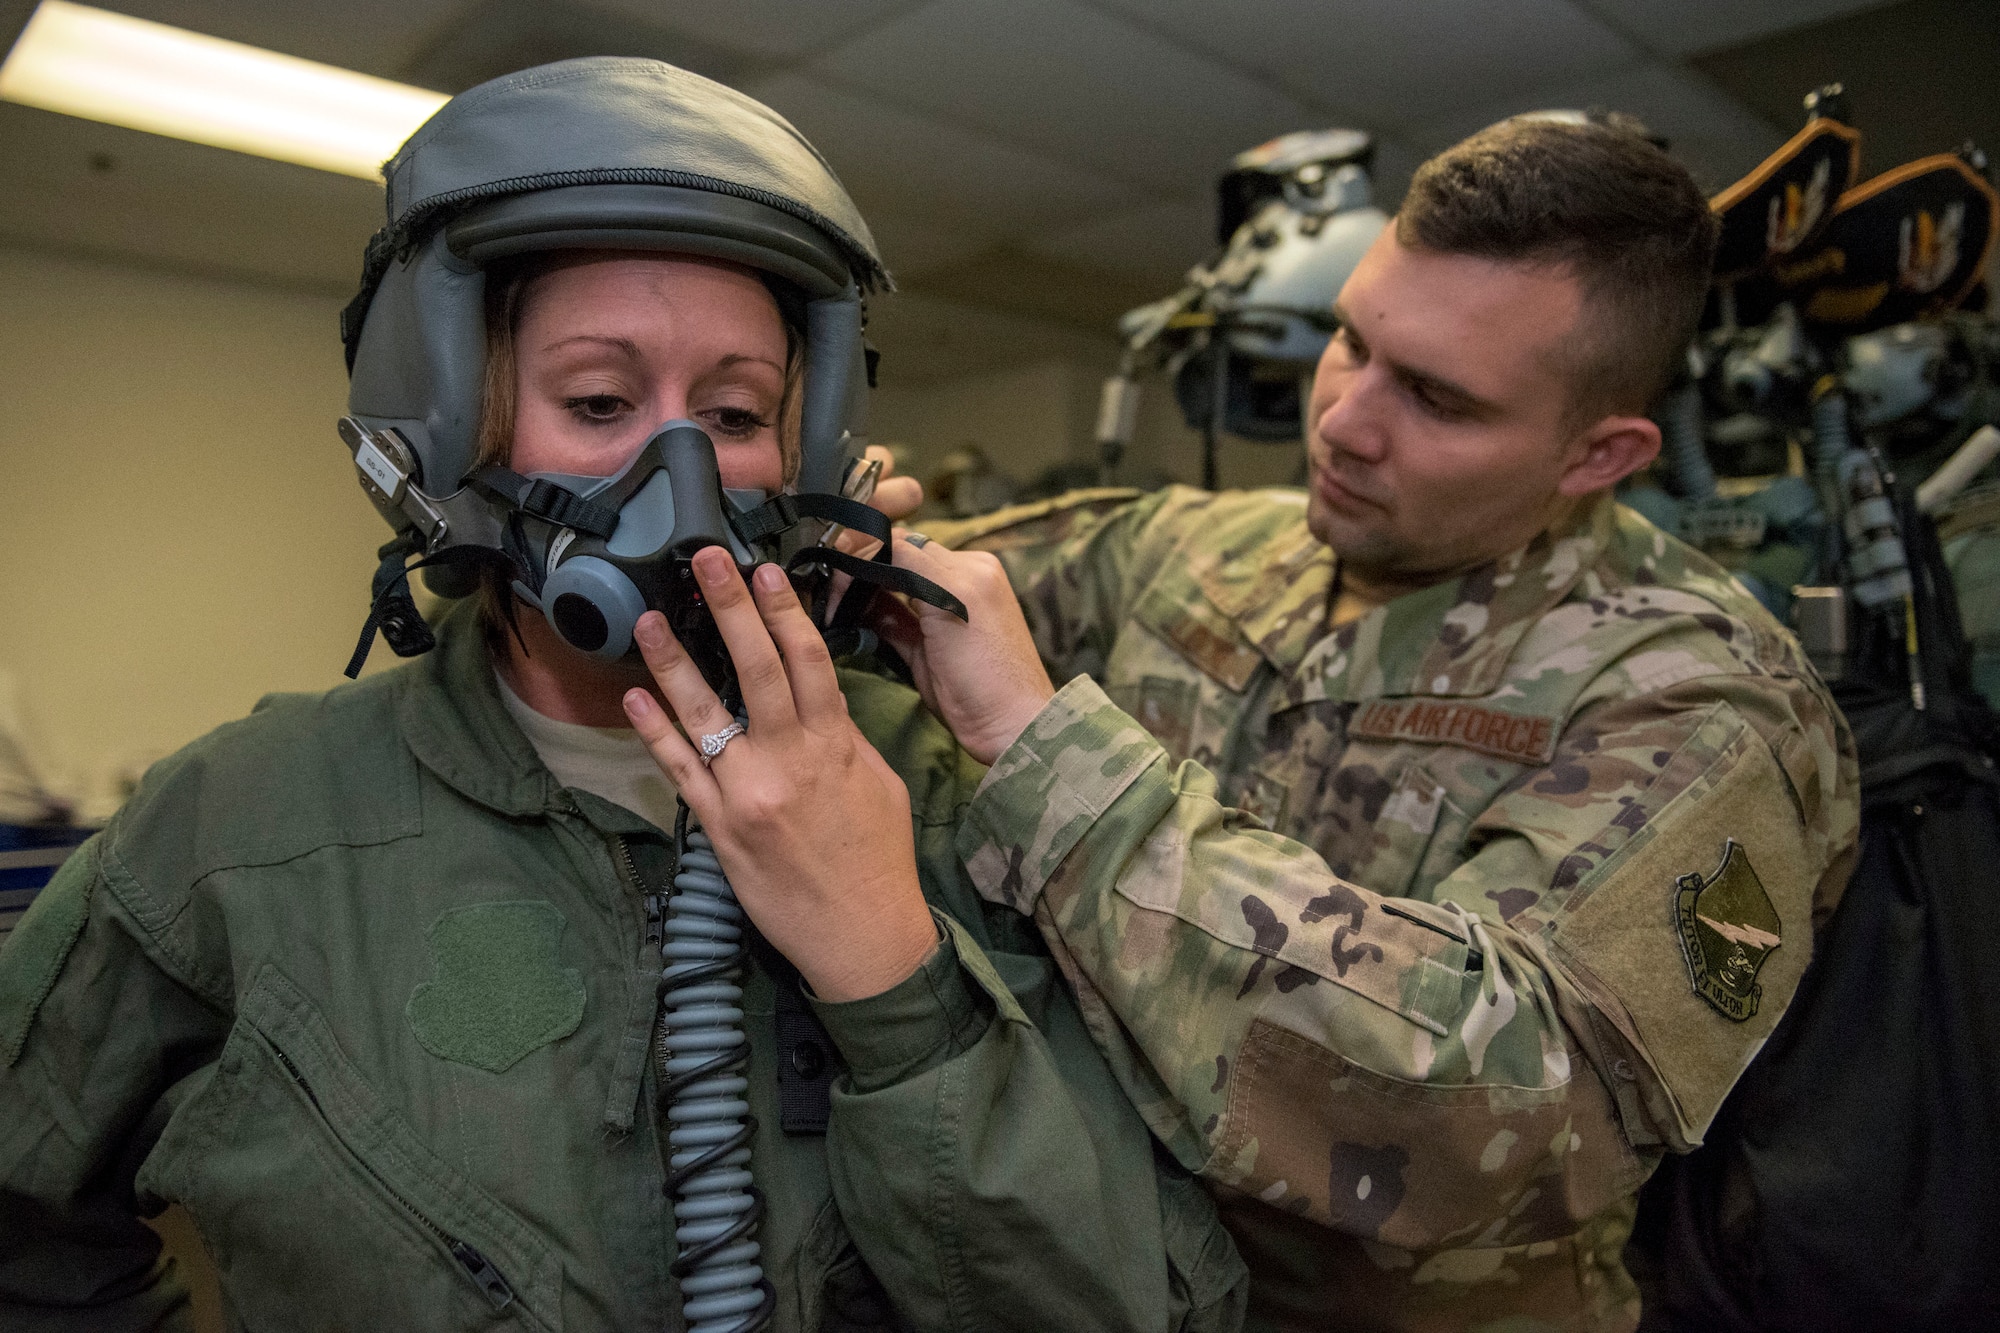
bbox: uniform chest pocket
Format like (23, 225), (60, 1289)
(140, 965), (564, 1332)
(1290, 732), (1453, 900)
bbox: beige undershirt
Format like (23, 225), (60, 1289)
(496, 671), (680, 831)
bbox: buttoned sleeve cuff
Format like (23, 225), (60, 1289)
(954, 675), (1168, 915)
(808, 910), (1002, 1094)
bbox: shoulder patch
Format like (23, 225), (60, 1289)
(1674, 840), (1782, 1022)
(0, 863), (94, 1066)
(1350, 699), (1559, 765)
(406, 900), (585, 1072)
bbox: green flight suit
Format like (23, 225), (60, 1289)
(934, 486), (1860, 1333)
(0, 603), (1246, 1332)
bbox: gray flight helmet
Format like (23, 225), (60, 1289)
(341, 57), (888, 586)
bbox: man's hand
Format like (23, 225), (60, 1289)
(822, 445), (922, 620)
(871, 533), (1056, 767)
(861, 444), (923, 523)
(622, 548), (938, 1002)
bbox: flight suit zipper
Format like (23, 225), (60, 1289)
(270, 1047), (518, 1312)
(614, 834), (677, 1093)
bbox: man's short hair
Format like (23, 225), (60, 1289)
(1398, 114), (1720, 425)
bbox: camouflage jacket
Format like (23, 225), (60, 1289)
(932, 486), (1859, 1333)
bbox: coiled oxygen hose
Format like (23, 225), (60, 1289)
(661, 816), (774, 1333)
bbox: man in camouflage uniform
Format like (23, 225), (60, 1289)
(880, 116), (1860, 1332)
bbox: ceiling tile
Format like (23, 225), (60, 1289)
(740, 72), (1138, 240)
(1584, 0), (1899, 58)
(54, 0), (470, 83)
(1405, 60), (1783, 192)
(578, 0), (920, 61)
(404, 0), (767, 94)
(1023, 130), (1419, 287)
(0, 103), (378, 293)
(1367, 135), (1426, 210)
(809, 0), (1317, 194)
(1088, 0), (1638, 134)
(1022, 197), (1213, 286)
(861, 206), (995, 279)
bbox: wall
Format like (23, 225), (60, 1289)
(0, 245), (385, 819)
(872, 344), (1309, 501)
(873, 356), (1097, 485)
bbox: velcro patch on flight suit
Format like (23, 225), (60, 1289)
(406, 900), (586, 1073)
(1350, 700), (1560, 765)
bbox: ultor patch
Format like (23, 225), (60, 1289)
(1674, 840), (1782, 1022)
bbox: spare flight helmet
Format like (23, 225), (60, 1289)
(1097, 128), (1387, 485)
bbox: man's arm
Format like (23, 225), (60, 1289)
(922, 487), (1167, 685)
(0, 841), (218, 1332)
(955, 659), (1854, 1251)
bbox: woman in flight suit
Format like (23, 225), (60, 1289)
(0, 57), (1244, 1332)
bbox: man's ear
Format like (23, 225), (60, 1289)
(1557, 413), (1661, 497)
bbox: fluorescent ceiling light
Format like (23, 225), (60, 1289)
(0, 0), (447, 180)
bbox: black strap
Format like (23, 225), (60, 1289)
(748, 933), (842, 1136)
(742, 489), (967, 625)
(732, 491), (892, 546)
(788, 492), (893, 539)
(788, 546), (968, 622)
(472, 468), (621, 538)
(730, 493), (799, 543)
(343, 542), (491, 678)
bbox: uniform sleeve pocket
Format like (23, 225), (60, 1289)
(141, 964), (564, 1331)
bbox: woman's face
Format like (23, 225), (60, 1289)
(510, 253), (788, 491)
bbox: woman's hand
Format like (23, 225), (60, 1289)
(622, 547), (938, 1002)
(870, 534), (1057, 767)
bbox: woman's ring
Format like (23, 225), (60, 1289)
(904, 532), (931, 548)
(698, 722), (745, 764)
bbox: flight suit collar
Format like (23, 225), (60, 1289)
(1302, 492), (1615, 704)
(394, 604), (680, 836)
(394, 602), (557, 818)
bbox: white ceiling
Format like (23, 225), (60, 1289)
(0, 0), (1900, 381)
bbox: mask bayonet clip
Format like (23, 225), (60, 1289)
(340, 417), (449, 551)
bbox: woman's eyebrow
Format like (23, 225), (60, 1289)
(540, 334), (642, 358)
(714, 353), (784, 373)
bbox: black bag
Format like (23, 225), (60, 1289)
(1629, 488), (2000, 1331)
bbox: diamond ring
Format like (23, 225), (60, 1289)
(697, 722), (745, 764)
